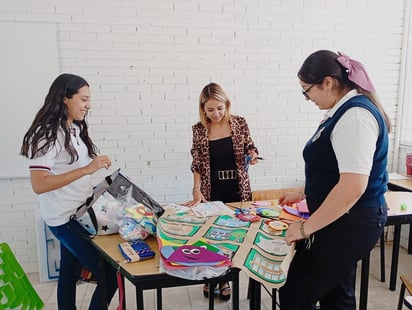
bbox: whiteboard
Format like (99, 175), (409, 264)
(0, 22), (60, 178)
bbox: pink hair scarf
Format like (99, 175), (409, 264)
(337, 52), (376, 92)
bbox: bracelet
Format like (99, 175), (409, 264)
(192, 187), (200, 193)
(299, 221), (310, 239)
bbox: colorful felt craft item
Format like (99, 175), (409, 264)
(161, 244), (231, 266)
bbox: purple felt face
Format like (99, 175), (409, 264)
(180, 247), (201, 260)
(168, 245), (228, 263)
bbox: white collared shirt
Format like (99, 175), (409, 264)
(29, 125), (93, 226)
(322, 89), (379, 175)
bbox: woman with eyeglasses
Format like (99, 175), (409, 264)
(278, 50), (391, 309)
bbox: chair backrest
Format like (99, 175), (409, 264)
(252, 188), (299, 201)
(0, 242), (44, 309)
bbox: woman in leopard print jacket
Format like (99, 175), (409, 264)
(185, 82), (259, 206)
(184, 82), (259, 301)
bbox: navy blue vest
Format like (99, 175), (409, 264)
(303, 95), (388, 211)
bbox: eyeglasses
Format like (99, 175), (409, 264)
(301, 84), (315, 99)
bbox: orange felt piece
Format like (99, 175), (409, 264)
(279, 207), (302, 222)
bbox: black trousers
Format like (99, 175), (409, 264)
(279, 205), (386, 310)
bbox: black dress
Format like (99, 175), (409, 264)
(209, 136), (241, 203)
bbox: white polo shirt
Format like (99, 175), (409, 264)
(323, 89), (379, 176)
(29, 125), (93, 226)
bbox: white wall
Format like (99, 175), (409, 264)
(0, 0), (409, 272)
(397, 0), (412, 174)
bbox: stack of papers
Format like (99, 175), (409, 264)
(192, 201), (235, 217)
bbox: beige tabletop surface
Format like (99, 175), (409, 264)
(227, 191), (412, 217)
(384, 191), (412, 216)
(389, 178), (412, 191)
(92, 234), (161, 276)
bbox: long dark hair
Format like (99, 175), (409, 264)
(298, 50), (391, 132)
(20, 73), (98, 163)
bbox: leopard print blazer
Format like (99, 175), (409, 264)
(190, 115), (258, 202)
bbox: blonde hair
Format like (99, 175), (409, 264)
(198, 83), (231, 128)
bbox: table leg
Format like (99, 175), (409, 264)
(380, 232), (385, 282)
(249, 278), (261, 310)
(136, 286), (144, 309)
(248, 279), (254, 309)
(208, 282), (215, 310)
(359, 253), (370, 310)
(156, 288), (162, 310)
(390, 225), (401, 291)
(232, 271), (239, 310)
(408, 224), (412, 254)
(98, 253), (108, 310)
(272, 288), (278, 310)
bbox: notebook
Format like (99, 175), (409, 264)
(118, 239), (155, 263)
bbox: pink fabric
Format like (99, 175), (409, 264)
(337, 52), (376, 92)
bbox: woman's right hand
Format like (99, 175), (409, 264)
(183, 191), (207, 207)
(278, 191), (303, 206)
(85, 155), (112, 174)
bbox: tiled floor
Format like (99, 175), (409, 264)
(30, 241), (411, 310)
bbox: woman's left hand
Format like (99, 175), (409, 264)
(248, 149), (259, 165)
(284, 221), (304, 246)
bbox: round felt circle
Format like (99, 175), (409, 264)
(260, 208), (280, 217)
(269, 220), (289, 231)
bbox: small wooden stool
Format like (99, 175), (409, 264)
(398, 274), (412, 309)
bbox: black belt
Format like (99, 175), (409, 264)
(211, 170), (237, 181)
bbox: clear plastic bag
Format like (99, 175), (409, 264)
(93, 192), (123, 235)
(117, 186), (155, 240)
(159, 259), (229, 280)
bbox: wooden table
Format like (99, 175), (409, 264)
(359, 191), (412, 310)
(388, 175), (412, 254)
(382, 191), (412, 290)
(388, 177), (412, 192)
(91, 234), (240, 310)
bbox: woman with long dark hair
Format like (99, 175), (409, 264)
(21, 73), (118, 309)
